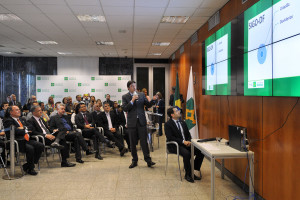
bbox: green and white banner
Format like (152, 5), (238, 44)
(36, 75), (131, 104)
(186, 66), (198, 139)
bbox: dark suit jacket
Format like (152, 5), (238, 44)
(99, 111), (119, 131)
(122, 92), (154, 128)
(169, 94), (184, 106)
(156, 99), (165, 115)
(75, 112), (95, 130)
(49, 114), (74, 132)
(27, 116), (51, 137)
(9, 101), (23, 111)
(3, 116), (28, 140)
(164, 119), (191, 147)
(91, 111), (102, 127)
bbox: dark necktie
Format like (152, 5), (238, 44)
(39, 118), (50, 134)
(176, 121), (185, 140)
(83, 114), (89, 125)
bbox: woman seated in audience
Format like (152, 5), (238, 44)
(96, 99), (104, 112)
(39, 102), (50, 123)
(71, 102), (79, 125)
(45, 96), (55, 115)
(88, 96), (96, 112)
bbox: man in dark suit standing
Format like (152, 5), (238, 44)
(122, 80), (157, 168)
(27, 105), (76, 167)
(75, 103), (111, 160)
(50, 103), (92, 164)
(8, 94), (23, 111)
(103, 94), (114, 108)
(165, 107), (204, 183)
(99, 103), (127, 156)
(3, 106), (44, 175)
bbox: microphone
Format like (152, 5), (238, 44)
(133, 91), (139, 101)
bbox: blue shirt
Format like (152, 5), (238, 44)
(61, 117), (72, 131)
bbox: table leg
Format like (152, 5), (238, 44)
(211, 157), (215, 200)
(221, 159), (224, 179)
(191, 143), (194, 180)
(249, 153), (254, 200)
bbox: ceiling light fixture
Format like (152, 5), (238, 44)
(0, 14), (22, 21)
(57, 52), (72, 55)
(37, 41), (58, 45)
(161, 16), (189, 24)
(77, 15), (106, 22)
(148, 53), (162, 56)
(152, 42), (170, 46)
(95, 41), (114, 46)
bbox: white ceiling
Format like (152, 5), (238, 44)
(0, 0), (229, 58)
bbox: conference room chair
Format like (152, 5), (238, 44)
(165, 141), (182, 181)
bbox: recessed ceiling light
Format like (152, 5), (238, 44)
(57, 52), (72, 55)
(152, 42), (170, 46)
(0, 14), (22, 21)
(148, 53), (162, 56)
(37, 41), (58, 45)
(161, 16), (189, 24)
(1, 51), (13, 54)
(95, 41), (114, 46)
(77, 15), (106, 22)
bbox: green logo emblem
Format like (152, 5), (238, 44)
(64, 77), (68, 80)
(37, 77), (41, 80)
(118, 88), (121, 92)
(37, 89), (41, 92)
(118, 77), (121, 80)
(105, 83), (108, 86)
(91, 89), (95, 92)
(64, 89), (68, 92)
(253, 82), (256, 88)
(51, 95), (55, 98)
(118, 100), (122, 104)
(78, 83), (82, 87)
(91, 77), (95, 80)
(51, 83), (54, 86)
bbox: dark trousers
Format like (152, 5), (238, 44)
(45, 137), (69, 162)
(20, 140), (44, 170)
(158, 115), (163, 136)
(128, 120), (151, 163)
(82, 128), (105, 153)
(168, 144), (204, 177)
(65, 131), (87, 160)
(104, 130), (124, 151)
(123, 128), (130, 148)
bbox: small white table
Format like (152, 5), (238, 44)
(191, 139), (254, 200)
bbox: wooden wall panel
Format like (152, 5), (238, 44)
(262, 97), (300, 199)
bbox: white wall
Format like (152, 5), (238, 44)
(57, 57), (98, 75)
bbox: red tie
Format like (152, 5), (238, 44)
(83, 114), (89, 125)
(17, 119), (29, 141)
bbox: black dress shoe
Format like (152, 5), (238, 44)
(50, 142), (64, 150)
(120, 148), (127, 157)
(95, 152), (103, 160)
(185, 175), (194, 183)
(86, 150), (93, 155)
(27, 169), (38, 176)
(147, 161), (156, 167)
(76, 159), (84, 164)
(22, 163), (29, 173)
(61, 161), (76, 167)
(129, 162), (137, 168)
(194, 174), (201, 180)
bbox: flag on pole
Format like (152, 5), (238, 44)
(185, 66), (198, 139)
(174, 72), (182, 109)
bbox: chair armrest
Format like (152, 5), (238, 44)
(96, 127), (104, 136)
(31, 135), (39, 142)
(166, 141), (179, 155)
(118, 125), (123, 135)
(76, 129), (82, 133)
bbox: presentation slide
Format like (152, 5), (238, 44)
(244, 0), (273, 96)
(205, 34), (217, 95)
(273, 0), (300, 42)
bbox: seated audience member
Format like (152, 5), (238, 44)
(75, 103), (112, 160)
(27, 105), (76, 168)
(91, 103), (102, 127)
(0, 102), (9, 119)
(88, 96), (96, 112)
(117, 107), (130, 150)
(50, 103), (93, 163)
(3, 106), (44, 175)
(9, 94), (23, 111)
(45, 96), (55, 115)
(49, 102), (62, 118)
(83, 94), (90, 107)
(26, 102), (39, 121)
(65, 96), (73, 113)
(62, 97), (68, 106)
(25, 95), (37, 111)
(103, 94), (114, 108)
(71, 103), (78, 125)
(39, 102), (50, 123)
(113, 101), (119, 116)
(96, 100), (104, 112)
(76, 95), (82, 103)
(99, 103), (127, 157)
(22, 98), (31, 111)
(165, 107), (204, 183)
